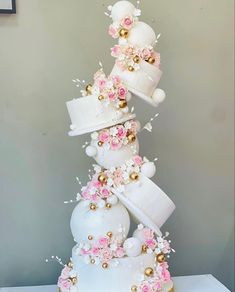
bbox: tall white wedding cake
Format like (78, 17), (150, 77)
(57, 1), (176, 291)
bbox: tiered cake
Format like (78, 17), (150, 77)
(58, 1), (175, 291)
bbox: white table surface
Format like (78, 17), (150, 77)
(0, 274), (231, 292)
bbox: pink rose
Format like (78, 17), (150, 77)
(124, 45), (135, 56)
(114, 247), (125, 258)
(110, 137), (122, 150)
(108, 24), (119, 38)
(58, 277), (72, 290)
(99, 130), (110, 143)
(146, 239), (157, 250)
(121, 16), (133, 29)
(111, 75), (121, 86)
(117, 125), (127, 139)
(108, 90), (117, 102)
(143, 228), (155, 240)
(101, 248), (113, 262)
(98, 236), (109, 248)
(92, 180), (102, 188)
(82, 190), (90, 200)
(101, 188), (110, 198)
(91, 246), (100, 256)
(154, 280), (162, 291)
(141, 283), (151, 292)
(160, 262), (171, 282)
(111, 45), (121, 57)
(97, 78), (107, 90)
(60, 266), (71, 279)
(133, 155), (143, 166)
(118, 86), (128, 99)
(91, 193), (98, 202)
(140, 47), (153, 60)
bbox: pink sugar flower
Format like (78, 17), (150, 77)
(118, 86), (128, 99)
(91, 246), (100, 256)
(143, 228), (155, 240)
(124, 45), (135, 56)
(60, 266), (71, 279)
(154, 280), (162, 291)
(133, 155), (143, 166)
(101, 188), (110, 198)
(141, 282), (151, 292)
(99, 130), (110, 143)
(113, 168), (124, 185)
(110, 137), (122, 150)
(114, 247), (125, 258)
(116, 60), (126, 71)
(111, 45), (121, 57)
(160, 262), (171, 282)
(58, 277), (72, 290)
(117, 126), (127, 139)
(152, 52), (161, 68)
(121, 15), (133, 29)
(108, 90), (117, 102)
(101, 248), (113, 262)
(146, 238), (157, 250)
(94, 69), (105, 81)
(82, 190), (90, 200)
(108, 24), (119, 38)
(140, 47), (153, 60)
(98, 236), (109, 248)
(92, 180), (101, 188)
(97, 78), (107, 90)
(111, 75), (121, 86)
(91, 194), (98, 202)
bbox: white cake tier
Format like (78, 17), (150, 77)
(71, 249), (174, 292)
(87, 137), (139, 169)
(66, 95), (135, 136)
(70, 200), (130, 243)
(111, 61), (162, 107)
(113, 175), (176, 236)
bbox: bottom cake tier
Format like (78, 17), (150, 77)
(69, 246), (174, 292)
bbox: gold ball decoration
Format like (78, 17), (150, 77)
(128, 65), (135, 72)
(133, 55), (140, 63)
(67, 260), (73, 268)
(59, 288), (62, 292)
(98, 95), (105, 101)
(106, 203), (112, 209)
(127, 133), (136, 143)
(168, 287), (174, 292)
(69, 276), (77, 285)
(156, 253), (165, 263)
(90, 259), (95, 264)
(97, 141), (103, 147)
(147, 57), (155, 64)
(98, 173), (108, 184)
(119, 28), (129, 38)
(119, 100), (127, 108)
(142, 244), (148, 253)
(89, 203), (97, 211)
(88, 235), (93, 240)
(85, 84), (93, 94)
(129, 172), (139, 181)
(144, 267), (154, 277)
(102, 262), (109, 269)
(131, 285), (138, 292)
(107, 231), (113, 238)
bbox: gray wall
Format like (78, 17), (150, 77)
(0, 0), (234, 291)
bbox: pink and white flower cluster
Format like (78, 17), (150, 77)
(92, 69), (129, 108)
(57, 265), (77, 292)
(75, 234), (125, 265)
(111, 44), (161, 71)
(96, 120), (139, 150)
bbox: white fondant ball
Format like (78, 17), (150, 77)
(111, 1), (136, 22)
(141, 162), (156, 178)
(85, 145), (97, 157)
(132, 228), (146, 243)
(123, 237), (142, 257)
(70, 200), (130, 243)
(128, 21), (156, 47)
(152, 88), (166, 105)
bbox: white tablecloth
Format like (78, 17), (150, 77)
(0, 274), (231, 292)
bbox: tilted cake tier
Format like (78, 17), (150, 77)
(85, 119), (140, 169)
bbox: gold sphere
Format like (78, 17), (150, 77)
(156, 253), (165, 263)
(142, 244), (148, 253)
(89, 203), (97, 211)
(90, 259), (95, 264)
(98, 141), (103, 147)
(107, 231), (113, 238)
(128, 65), (134, 72)
(119, 28), (129, 38)
(131, 285), (138, 292)
(144, 267), (154, 277)
(129, 172), (139, 181)
(98, 95), (105, 101)
(106, 203), (112, 209)
(85, 84), (93, 94)
(133, 55), (140, 63)
(119, 100), (127, 108)
(168, 287), (174, 292)
(88, 235), (93, 240)
(98, 173), (108, 184)
(127, 133), (136, 143)
(67, 260), (73, 268)
(102, 262), (109, 269)
(147, 57), (155, 64)
(69, 276), (77, 285)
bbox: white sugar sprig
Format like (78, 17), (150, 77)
(82, 141), (89, 149)
(45, 255), (65, 266)
(141, 113), (159, 132)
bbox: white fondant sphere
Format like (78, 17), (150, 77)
(89, 138), (139, 169)
(152, 88), (166, 105)
(128, 21), (156, 47)
(132, 228), (146, 244)
(70, 200), (130, 243)
(123, 237), (142, 257)
(141, 162), (156, 178)
(85, 145), (97, 157)
(111, 1), (136, 22)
